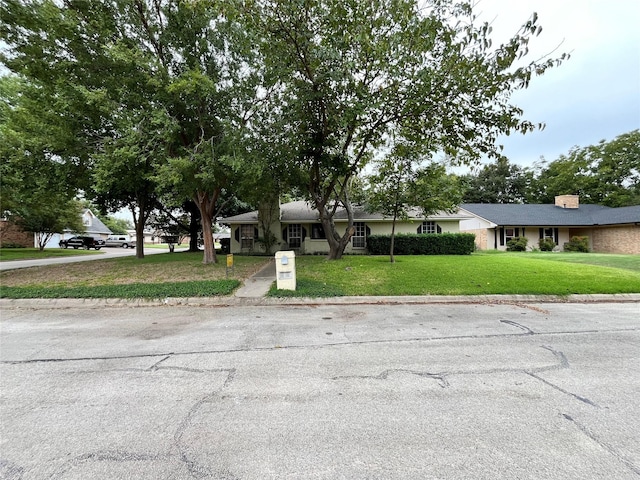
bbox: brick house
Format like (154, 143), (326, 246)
(0, 209), (112, 248)
(0, 218), (34, 248)
(460, 195), (640, 254)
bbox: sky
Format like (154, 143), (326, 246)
(470, 0), (640, 170)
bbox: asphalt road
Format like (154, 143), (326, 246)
(1, 302), (639, 479)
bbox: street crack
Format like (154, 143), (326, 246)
(500, 320), (535, 335)
(562, 413), (640, 475)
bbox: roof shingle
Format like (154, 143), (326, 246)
(461, 203), (640, 226)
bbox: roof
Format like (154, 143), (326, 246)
(82, 209), (112, 235)
(461, 203), (640, 227)
(222, 200), (472, 224)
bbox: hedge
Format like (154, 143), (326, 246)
(367, 233), (476, 255)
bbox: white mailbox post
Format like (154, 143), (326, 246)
(275, 250), (296, 290)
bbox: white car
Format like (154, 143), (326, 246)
(104, 236), (136, 249)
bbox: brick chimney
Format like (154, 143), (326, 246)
(555, 195), (580, 209)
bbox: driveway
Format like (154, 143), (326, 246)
(0, 302), (638, 479)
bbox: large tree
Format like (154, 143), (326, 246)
(0, 76), (86, 250)
(92, 109), (170, 258)
(531, 130), (640, 206)
(1, 0), (257, 263)
(365, 143), (461, 262)
(245, 0), (567, 259)
(461, 157), (534, 204)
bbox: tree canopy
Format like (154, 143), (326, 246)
(365, 143), (461, 262)
(244, 0), (567, 258)
(0, 76), (86, 250)
(1, 0), (257, 262)
(461, 157), (533, 204)
(531, 130), (640, 206)
(2, 0), (571, 260)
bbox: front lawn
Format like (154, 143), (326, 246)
(269, 253), (640, 297)
(2, 251), (639, 299)
(0, 252), (269, 299)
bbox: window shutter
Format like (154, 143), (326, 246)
(417, 226), (421, 234)
(515, 228), (520, 237)
(301, 227), (307, 241)
(554, 228), (559, 244)
(254, 227), (259, 239)
(234, 228), (240, 242)
(365, 225), (371, 236)
(500, 228), (505, 246)
(522, 228), (525, 237)
(436, 224), (442, 234)
(282, 228), (287, 241)
(539, 228), (544, 239)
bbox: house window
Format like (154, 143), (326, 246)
(352, 222), (366, 248)
(311, 223), (326, 239)
(505, 228), (520, 243)
(83, 216), (91, 227)
(240, 225), (254, 249)
(420, 221), (436, 234)
(543, 228), (554, 240)
(288, 224), (302, 249)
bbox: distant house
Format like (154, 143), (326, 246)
(46, 209), (112, 248)
(221, 200), (472, 255)
(127, 228), (158, 244)
(0, 217), (33, 248)
(460, 195), (640, 254)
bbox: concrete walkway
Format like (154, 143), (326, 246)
(234, 259), (276, 298)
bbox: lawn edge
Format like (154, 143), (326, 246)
(2, 293), (639, 310)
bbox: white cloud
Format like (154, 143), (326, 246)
(472, 0), (640, 167)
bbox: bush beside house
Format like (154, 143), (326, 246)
(538, 238), (556, 251)
(564, 236), (590, 252)
(506, 237), (528, 252)
(367, 233), (476, 255)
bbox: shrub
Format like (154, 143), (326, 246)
(538, 238), (556, 252)
(564, 236), (589, 252)
(367, 233), (476, 255)
(506, 237), (528, 252)
(0, 243), (26, 248)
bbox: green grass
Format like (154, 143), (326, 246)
(0, 251), (269, 298)
(0, 248), (101, 261)
(0, 280), (240, 299)
(531, 252), (640, 272)
(3, 249), (639, 299)
(269, 252), (640, 297)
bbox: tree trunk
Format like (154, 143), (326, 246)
(185, 201), (200, 252)
(390, 216), (397, 263)
(200, 213), (216, 264)
(134, 220), (145, 259)
(317, 198), (355, 260)
(194, 189), (219, 265)
(37, 232), (54, 251)
(321, 216), (354, 260)
(130, 201), (147, 259)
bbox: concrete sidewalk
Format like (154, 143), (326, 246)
(234, 259), (276, 298)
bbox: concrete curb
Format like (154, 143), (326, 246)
(2, 293), (639, 310)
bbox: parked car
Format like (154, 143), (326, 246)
(104, 236), (136, 249)
(59, 236), (105, 250)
